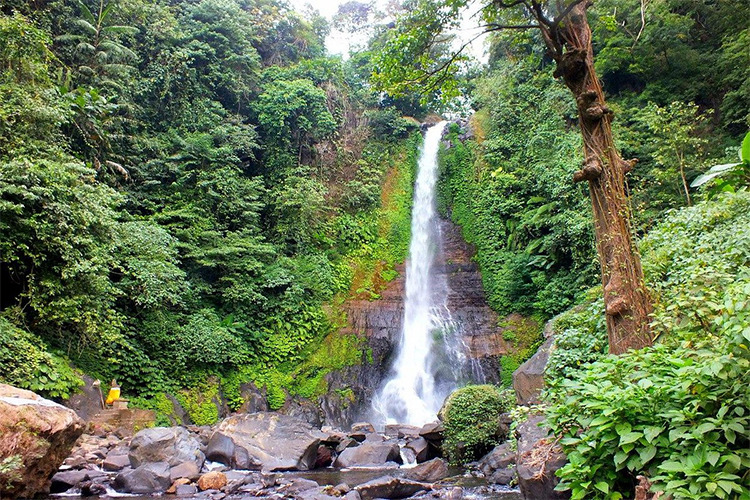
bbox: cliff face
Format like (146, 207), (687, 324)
(321, 217), (507, 428)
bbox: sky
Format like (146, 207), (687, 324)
(287, 0), (490, 61)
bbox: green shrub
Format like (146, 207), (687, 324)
(442, 384), (515, 464)
(0, 318), (82, 399)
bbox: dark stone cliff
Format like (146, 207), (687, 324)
(320, 217), (508, 428)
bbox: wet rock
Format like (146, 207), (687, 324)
(406, 437), (431, 463)
(350, 422), (376, 442)
(176, 483), (199, 495)
(80, 480), (107, 497)
(441, 486), (464, 500)
(170, 461), (201, 481)
(490, 467), (516, 485)
(50, 470), (106, 493)
(385, 424), (420, 439)
(283, 399), (323, 427)
(281, 477), (319, 494)
(355, 476), (430, 499)
(129, 426), (205, 468)
(419, 421), (444, 442)
(214, 412), (326, 471)
(102, 451), (130, 471)
(315, 445), (333, 468)
(515, 415), (568, 499)
(478, 442), (515, 477)
(404, 458), (449, 482)
(206, 432), (236, 466)
(198, 471), (227, 491)
(401, 446), (417, 465)
(336, 437), (358, 453)
(0, 384), (85, 499)
(114, 461), (172, 494)
(513, 335), (555, 405)
(167, 478), (192, 494)
(334, 441), (402, 467)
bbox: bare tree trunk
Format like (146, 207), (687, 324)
(540, 2), (653, 354)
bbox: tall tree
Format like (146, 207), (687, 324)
(373, 0), (652, 354)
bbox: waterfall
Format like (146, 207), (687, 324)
(372, 121), (462, 426)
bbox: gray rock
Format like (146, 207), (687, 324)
(490, 466), (516, 485)
(355, 476), (430, 499)
(336, 438), (358, 453)
(213, 412), (326, 471)
(419, 421), (444, 442)
(170, 461), (201, 481)
(512, 334), (554, 405)
(333, 441), (402, 468)
(282, 477), (320, 494)
(206, 432), (236, 466)
(406, 437), (430, 463)
(515, 415), (568, 499)
(50, 470), (106, 493)
(385, 424), (420, 439)
(349, 422), (375, 442)
(102, 452), (130, 471)
(114, 461), (172, 494)
(403, 458), (449, 483)
(478, 442), (515, 477)
(128, 426), (205, 468)
(344, 491), (362, 500)
(176, 483), (199, 496)
(80, 480), (108, 497)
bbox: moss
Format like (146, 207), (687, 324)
(130, 392), (176, 427)
(496, 315), (543, 388)
(287, 332), (366, 399)
(442, 384), (515, 464)
(175, 377), (220, 426)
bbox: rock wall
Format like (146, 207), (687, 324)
(321, 217), (505, 428)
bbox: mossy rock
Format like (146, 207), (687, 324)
(441, 384), (514, 465)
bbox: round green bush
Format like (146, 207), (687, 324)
(442, 384), (513, 464)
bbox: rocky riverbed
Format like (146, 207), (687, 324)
(44, 414), (526, 500)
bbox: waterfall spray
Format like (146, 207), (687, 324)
(372, 121), (459, 426)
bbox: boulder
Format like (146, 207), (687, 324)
(385, 424), (420, 439)
(129, 426), (205, 468)
(512, 334), (554, 405)
(316, 445), (333, 468)
(491, 467), (516, 486)
(63, 375), (102, 421)
(419, 421), (444, 442)
(80, 480), (108, 497)
(214, 412), (326, 471)
(167, 478), (191, 494)
(176, 483), (199, 495)
(170, 460), (201, 481)
(515, 415), (568, 499)
(355, 476), (430, 499)
(50, 470), (106, 493)
(0, 384), (85, 499)
(403, 458), (449, 483)
(198, 471), (227, 491)
(333, 441), (402, 468)
(102, 451), (131, 471)
(349, 422), (376, 442)
(206, 431), (236, 465)
(114, 461), (172, 494)
(478, 442), (515, 477)
(405, 437), (431, 463)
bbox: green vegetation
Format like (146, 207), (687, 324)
(0, 0), (421, 405)
(442, 384), (515, 464)
(546, 192), (750, 499)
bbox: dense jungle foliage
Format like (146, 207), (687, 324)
(2, 0), (750, 496)
(0, 0), (423, 415)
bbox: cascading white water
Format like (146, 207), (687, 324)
(372, 121), (458, 426)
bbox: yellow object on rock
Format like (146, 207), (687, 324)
(105, 380), (120, 406)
